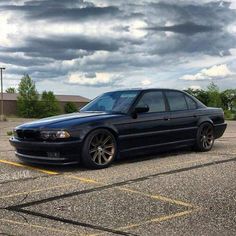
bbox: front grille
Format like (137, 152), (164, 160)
(16, 129), (40, 140)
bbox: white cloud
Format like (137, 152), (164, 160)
(141, 79), (151, 86)
(180, 64), (233, 81)
(68, 72), (117, 87)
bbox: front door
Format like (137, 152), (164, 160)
(117, 90), (172, 152)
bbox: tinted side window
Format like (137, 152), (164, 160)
(185, 95), (197, 110)
(136, 91), (166, 112)
(166, 91), (188, 111)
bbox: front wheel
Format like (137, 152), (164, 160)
(81, 129), (117, 169)
(194, 123), (214, 152)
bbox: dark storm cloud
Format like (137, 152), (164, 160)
(143, 22), (218, 35)
(28, 7), (120, 22)
(0, 53), (52, 67)
(146, 1), (235, 27)
(0, 1), (121, 22)
(1, 0), (236, 89)
(1, 35), (121, 61)
(27, 36), (120, 51)
(144, 31), (236, 56)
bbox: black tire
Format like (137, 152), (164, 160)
(194, 123), (214, 152)
(81, 129), (117, 169)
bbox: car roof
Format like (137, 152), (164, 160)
(109, 88), (185, 93)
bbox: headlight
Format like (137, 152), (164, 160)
(40, 131), (71, 140)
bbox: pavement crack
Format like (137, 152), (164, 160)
(9, 208), (132, 236)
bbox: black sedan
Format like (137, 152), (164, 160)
(9, 89), (227, 169)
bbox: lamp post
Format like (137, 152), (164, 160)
(0, 67), (6, 121)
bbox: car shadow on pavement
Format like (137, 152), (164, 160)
(18, 146), (194, 173)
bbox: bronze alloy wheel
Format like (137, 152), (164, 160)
(82, 129), (117, 169)
(195, 123), (215, 152)
(89, 132), (115, 165)
(200, 125), (214, 149)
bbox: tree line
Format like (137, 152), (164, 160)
(184, 82), (236, 119)
(6, 74), (78, 118)
(6, 75), (236, 119)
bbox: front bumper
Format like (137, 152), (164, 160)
(214, 123), (227, 139)
(9, 137), (82, 165)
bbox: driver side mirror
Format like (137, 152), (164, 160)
(134, 106), (149, 113)
(132, 105), (149, 118)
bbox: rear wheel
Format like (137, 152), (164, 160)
(82, 129), (117, 169)
(195, 123), (214, 152)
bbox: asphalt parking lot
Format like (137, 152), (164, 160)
(0, 119), (235, 236)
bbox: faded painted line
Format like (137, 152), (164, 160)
(0, 159), (58, 175)
(0, 183), (75, 199)
(66, 175), (100, 184)
(0, 159), (194, 208)
(0, 218), (79, 235)
(117, 187), (194, 208)
(89, 210), (195, 236)
(0, 158), (197, 234)
(118, 209), (194, 231)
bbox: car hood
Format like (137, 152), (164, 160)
(16, 112), (121, 129)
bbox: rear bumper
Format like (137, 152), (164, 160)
(9, 137), (82, 165)
(214, 123), (227, 139)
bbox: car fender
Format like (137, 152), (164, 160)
(197, 116), (213, 127)
(79, 123), (119, 143)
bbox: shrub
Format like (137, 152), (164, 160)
(39, 91), (61, 118)
(64, 102), (78, 113)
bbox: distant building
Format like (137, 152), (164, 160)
(1, 93), (90, 116)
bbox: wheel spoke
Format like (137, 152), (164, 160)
(104, 150), (112, 156)
(89, 148), (97, 154)
(102, 136), (111, 145)
(104, 144), (113, 149)
(101, 153), (109, 162)
(92, 152), (98, 161)
(98, 153), (102, 164)
(99, 133), (104, 144)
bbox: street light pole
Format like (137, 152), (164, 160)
(0, 67), (6, 121)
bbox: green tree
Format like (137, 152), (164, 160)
(39, 91), (61, 118)
(64, 102), (78, 113)
(5, 87), (16, 93)
(220, 89), (236, 111)
(207, 82), (222, 108)
(17, 74), (39, 118)
(185, 88), (210, 105)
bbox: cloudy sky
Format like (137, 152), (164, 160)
(0, 0), (236, 98)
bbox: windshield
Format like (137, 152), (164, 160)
(81, 90), (140, 114)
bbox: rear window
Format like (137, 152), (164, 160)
(185, 95), (197, 110)
(166, 91), (188, 111)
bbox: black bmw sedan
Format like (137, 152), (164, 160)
(10, 89), (227, 169)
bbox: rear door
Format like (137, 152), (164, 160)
(164, 91), (199, 142)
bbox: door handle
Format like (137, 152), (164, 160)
(193, 114), (197, 118)
(164, 117), (170, 121)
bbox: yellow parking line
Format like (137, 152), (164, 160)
(0, 159), (194, 208)
(0, 183), (76, 199)
(0, 159), (58, 175)
(117, 187), (194, 207)
(0, 218), (78, 235)
(0, 158), (198, 233)
(66, 175), (100, 184)
(89, 210), (195, 236)
(118, 209), (194, 230)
